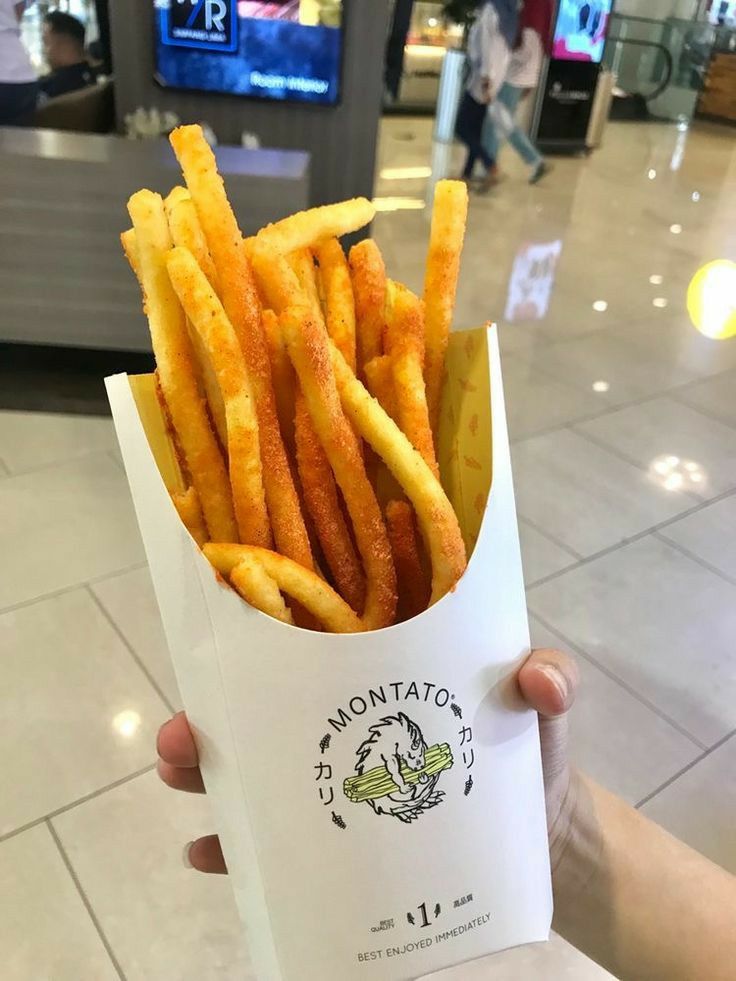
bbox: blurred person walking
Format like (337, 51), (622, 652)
(0, 0), (38, 125)
(454, 0), (518, 191)
(482, 0), (552, 183)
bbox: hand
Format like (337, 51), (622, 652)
(156, 648), (580, 874)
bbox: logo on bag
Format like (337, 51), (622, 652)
(314, 682), (475, 830)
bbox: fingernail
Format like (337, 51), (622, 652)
(537, 663), (568, 702)
(182, 841), (194, 869)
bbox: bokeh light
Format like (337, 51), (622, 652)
(686, 260), (736, 340)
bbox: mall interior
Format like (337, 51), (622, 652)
(1, 1), (735, 979)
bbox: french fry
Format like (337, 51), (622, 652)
(230, 554), (294, 626)
(287, 248), (322, 321)
(165, 246), (271, 548)
(171, 486), (208, 548)
(257, 198), (375, 254)
(385, 500), (430, 621)
(329, 340), (467, 604)
(349, 239), (387, 374)
(315, 238), (356, 371)
(295, 394), (366, 614)
(205, 544), (364, 634)
(126, 190), (237, 542)
(363, 355), (397, 419)
(120, 227), (140, 280)
(423, 180), (468, 432)
(281, 305), (397, 630)
(262, 308), (297, 450)
(170, 124), (313, 572)
(385, 281), (438, 478)
(250, 242), (304, 318)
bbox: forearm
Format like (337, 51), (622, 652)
(552, 773), (736, 980)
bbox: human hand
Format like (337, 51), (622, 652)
(157, 648), (579, 874)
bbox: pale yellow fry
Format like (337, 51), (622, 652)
(287, 248), (322, 321)
(205, 544), (365, 634)
(329, 341), (466, 604)
(423, 179), (468, 432)
(121, 228), (140, 280)
(257, 198), (375, 254)
(315, 238), (356, 371)
(170, 124), (313, 572)
(126, 190), (237, 543)
(171, 486), (208, 547)
(164, 187), (220, 294)
(230, 554), (294, 626)
(251, 243), (303, 314)
(165, 246), (271, 548)
(163, 185), (189, 210)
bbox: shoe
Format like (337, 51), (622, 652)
(529, 161), (550, 184)
(478, 168), (501, 193)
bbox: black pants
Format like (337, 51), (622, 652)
(0, 81), (39, 127)
(455, 91), (495, 177)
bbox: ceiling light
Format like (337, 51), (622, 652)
(652, 297), (668, 308)
(691, 191), (700, 202)
(592, 380), (609, 393)
(670, 223), (682, 234)
(649, 274), (663, 285)
(592, 300), (608, 312)
(648, 168), (657, 179)
(428, 16), (439, 27)
(112, 709), (141, 739)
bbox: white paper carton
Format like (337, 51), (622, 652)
(106, 324), (552, 981)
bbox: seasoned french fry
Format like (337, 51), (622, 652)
(164, 186), (220, 294)
(385, 500), (430, 621)
(171, 486), (208, 548)
(126, 190), (237, 542)
(363, 355), (397, 419)
(205, 544), (364, 634)
(287, 248), (322, 320)
(385, 281), (438, 478)
(166, 246), (272, 547)
(231, 554), (294, 626)
(315, 238), (356, 371)
(423, 179), (468, 432)
(170, 124), (313, 572)
(250, 242), (304, 317)
(329, 340), (466, 604)
(262, 308), (297, 450)
(281, 305), (397, 630)
(349, 239), (387, 373)
(257, 198), (375, 254)
(120, 228), (140, 280)
(295, 394), (366, 614)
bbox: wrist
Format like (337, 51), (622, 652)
(551, 772), (604, 923)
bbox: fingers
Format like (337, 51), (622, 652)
(157, 711), (199, 768)
(156, 758), (206, 794)
(184, 835), (227, 875)
(517, 648), (579, 718)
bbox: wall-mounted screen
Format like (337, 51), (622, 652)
(552, 0), (613, 64)
(154, 1), (344, 106)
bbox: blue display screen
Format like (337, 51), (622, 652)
(154, 1), (344, 106)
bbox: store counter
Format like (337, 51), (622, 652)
(0, 128), (309, 350)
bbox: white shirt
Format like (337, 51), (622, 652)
(506, 27), (543, 89)
(466, 4), (511, 103)
(0, 0), (36, 84)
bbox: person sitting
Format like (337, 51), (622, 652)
(39, 10), (97, 100)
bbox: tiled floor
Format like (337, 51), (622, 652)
(2, 117), (735, 979)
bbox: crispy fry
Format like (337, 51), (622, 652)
(315, 238), (356, 371)
(205, 544), (364, 634)
(164, 186), (220, 294)
(120, 228), (140, 280)
(329, 340), (467, 604)
(385, 500), (431, 622)
(262, 308), (297, 450)
(287, 248), (322, 320)
(257, 198), (375, 254)
(230, 554), (294, 626)
(171, 486), (208, 547)
(250, 242), (304, 317)
(165, 246), (271, 548)
(126, 190), (237, 542)
(349, 239), (387, 374)
(363, 355), (397, 419)
(295, 394), (366, 614)
(423, 180), (468, 432)
(281, 305), (396, 630)
(170, 124), (313, 571)
(385, 281), (438, 478)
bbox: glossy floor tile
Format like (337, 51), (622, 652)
(674, 370), (736, 429)
(658, 493), (736, 582)
(0, 589), (167, 835)
(0, 411), (116, 474)
(0, 824), (118, 980)
(518, 521), (577, 586)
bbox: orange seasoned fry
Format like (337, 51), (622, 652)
(126, 190), (237, 543)
(165, 246), (271, 548)
(262, 308), (297, 450)
(329, 340), (467, 604)
(257, 198), (375, 254)
(250, 242), (304, 315)
(287, 248), (322, 320)
(205, 544), (364, 634)
(386, 500), (430, 621)
(423, 179), (468, 432)
(170, 124), (312, 572)
(295, 394), (366, 614)
(281, 305), (396, 630)
(385, 281), (438, 478)
(349, 239), (387, 374)
(363, 355), (397, 420)
(171, 486), (208, 547)
(315, 238), (356, 370)
(230, 554), (294, 626)
(164, 186), (220, 294)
